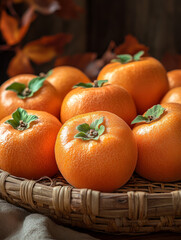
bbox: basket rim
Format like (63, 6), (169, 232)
(0, 169), (181, 196)
(1, 169), (181, 235)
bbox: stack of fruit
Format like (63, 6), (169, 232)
(0, 51), (181, 193)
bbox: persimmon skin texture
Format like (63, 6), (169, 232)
(0, 74), (62, 120)
(167, 69), (181, 89)
(46, 66), (91, 102)
(0, 110), (62, 179)
(133, 103), (181, 182)
(161, 87), (181, 105)
(55, 111), (137, 192)
(98, 57), (169, 114)
(60, 84), (137, 125)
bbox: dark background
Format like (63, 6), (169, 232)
(87, 0), (181, 58)
(0, 0), (181, 83)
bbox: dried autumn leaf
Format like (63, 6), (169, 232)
(0, 10), (19, 45)
(26, 0), (60, 15)
(23, 33), (72, 64)
(19, 0), (82, 17)
(84, 41), (116, 80)
(7, 50), (34, 77)
(0, 9), (35, 45)
(100, 40), (116, 63)
(22, 6), (35, 26)
(57, 0), (83, 19)
(55, 53), (97, 70)
(114, 34), (149, 56)
(161, 53), (181, 71)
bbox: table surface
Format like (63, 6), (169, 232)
(83, 230), (181, 240)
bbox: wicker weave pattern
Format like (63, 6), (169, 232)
(0, 170), (181, 234)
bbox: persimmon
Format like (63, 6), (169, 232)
(167, 69), (181, 89)
(98, 51), (169, 114)
(161, 87), (181, 105)
(132, 103), (181, 182)
(46, 66), (91, 102)
(0, 108), (61, 179)
(60, 80), (137, 125)
(55, 111), (137, 192)
(0, 74), (61, 120)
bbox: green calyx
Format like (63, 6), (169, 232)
(111, 50), (144, 64)
(131, 104), (165, 125)
(74, 117), (105, 141)
(5, 108), (38, 131)
(73, 80), (108, 89)
(5, 70), (52, 99)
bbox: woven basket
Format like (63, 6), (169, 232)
(0, 169), (181, 235)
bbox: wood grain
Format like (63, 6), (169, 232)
(87, 0), (181, 59)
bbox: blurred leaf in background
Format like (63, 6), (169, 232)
(7, 33), (72, 76)
(0, 0), (83, 79)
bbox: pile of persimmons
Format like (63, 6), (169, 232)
(0, 51), (181, 193)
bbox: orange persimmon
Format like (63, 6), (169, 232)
(61, 80), (137, 125)
(0, 74), (61, 120)
(0, 108), (61, 179)
(98, 51), (169, 114)
(55, 111), (137, 192)
(132, 103), (181, 182)
(46, 66), (91, 102)
(167, 69), (181, 89)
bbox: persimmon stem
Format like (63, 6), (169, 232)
(39, 72), (46, 77)
(5, 108), (38, 131)
(147, 116), (154, 121)
(6, 75), (47, 99)
(17, 120), (27, 130)
(87, 129), (98, 137)
(131, 105), (165, 125)
(74, 117), (105, 141)
(93, 80), (99, 88)
(22, 87), (32, 96)
(73, 80), (108, 89)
